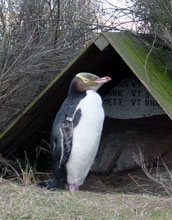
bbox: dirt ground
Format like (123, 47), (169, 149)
(82, 168), (168, 196)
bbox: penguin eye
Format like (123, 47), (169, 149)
(83, 79), (89, 83)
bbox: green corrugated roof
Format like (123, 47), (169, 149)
(1, 32), (172, 153)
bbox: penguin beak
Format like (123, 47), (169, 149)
(94, 76), (111, 84)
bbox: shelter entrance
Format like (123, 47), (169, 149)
(92, 76), (172, 174)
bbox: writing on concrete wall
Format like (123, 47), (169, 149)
(103, 78), (165, 119)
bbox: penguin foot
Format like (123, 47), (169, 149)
(68, 184), (79, 192)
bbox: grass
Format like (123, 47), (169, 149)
(0, 178), (172, 220)
(1, 156), (172, 220)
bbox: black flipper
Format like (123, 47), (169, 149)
(59, 108), (81, 167)
(59, 119), (73, 167)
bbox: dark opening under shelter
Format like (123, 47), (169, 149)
(1, 32), (172, 173)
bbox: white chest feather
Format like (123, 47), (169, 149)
(66, 90), (104, 187)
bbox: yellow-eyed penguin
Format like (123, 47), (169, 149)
(39, 72), (111, 191)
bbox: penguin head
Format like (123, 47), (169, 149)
(72, 72), (111, 92)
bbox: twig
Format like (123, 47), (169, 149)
(128, 173), (141, 187)
(2, 25), (38, 77)
(144, 33), (157, 82)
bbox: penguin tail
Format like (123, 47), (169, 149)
(37, 178), (59, 190)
